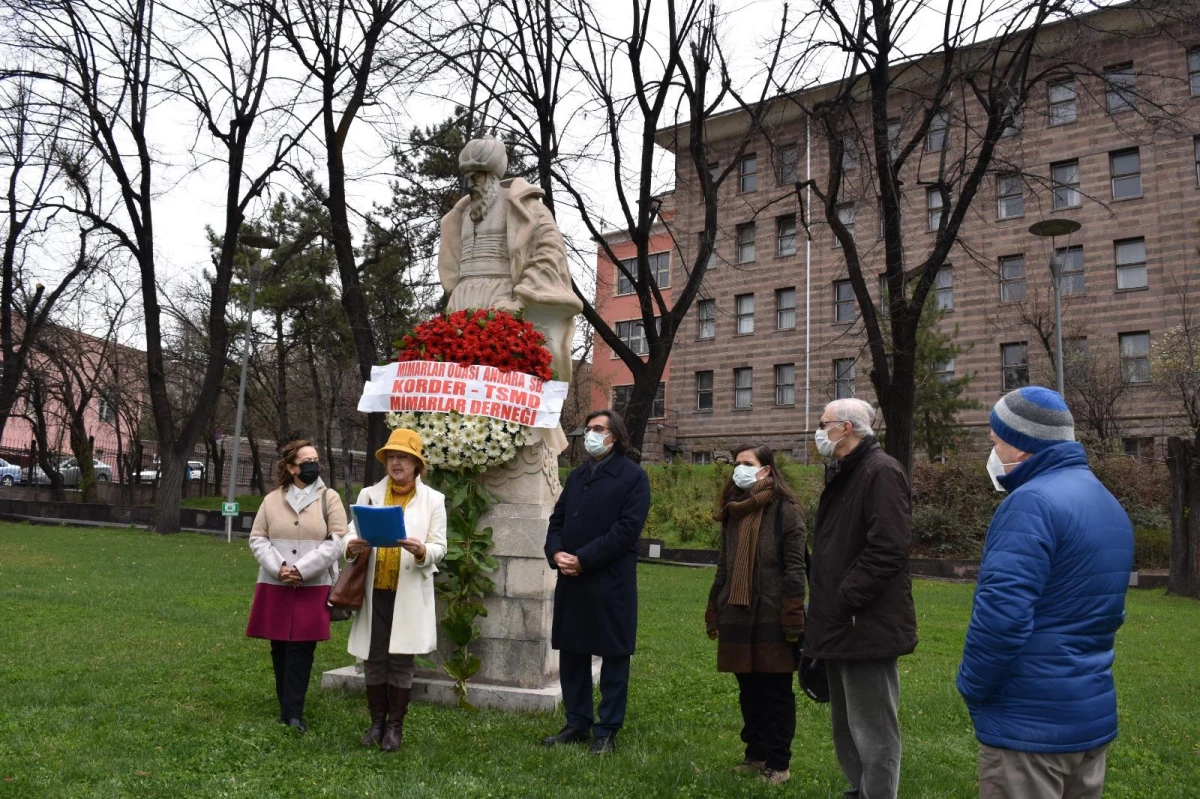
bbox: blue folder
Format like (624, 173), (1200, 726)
(351, 504), (407, 547)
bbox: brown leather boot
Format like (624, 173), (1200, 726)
(379, 686), (411, 753)
(360, 683), (389, 748)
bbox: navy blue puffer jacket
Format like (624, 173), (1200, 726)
(956, 441), (1134, 753)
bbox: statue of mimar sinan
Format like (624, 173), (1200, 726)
(438, 137), (583, 501)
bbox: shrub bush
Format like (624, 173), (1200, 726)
(909, 452), (1170, 559)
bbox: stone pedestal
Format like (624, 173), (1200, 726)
(322, 501), (574, 713)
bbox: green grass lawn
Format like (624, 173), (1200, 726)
(1, 523), (1196, 797)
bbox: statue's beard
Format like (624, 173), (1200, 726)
(468, 174), (502, 224)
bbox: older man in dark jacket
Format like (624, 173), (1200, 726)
(541, 409), (651, 755)
(806, 398), (917, 799)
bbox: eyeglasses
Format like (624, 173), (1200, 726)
(817, 419), (848, 430)
(586, 425), (610, 434)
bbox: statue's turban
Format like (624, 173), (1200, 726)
(459, 137), (508, 177)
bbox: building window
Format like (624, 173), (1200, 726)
(736, 223), (756, 264)
(735, 294), (755, 334)
(1120, 332), (1151, 383)
(776, 288), (796, 330)
(834, 203), (856, 247)
(777, 144), (798, 184)
(927, 108), (949, 152)
(649, 383), (666, 418)
(834, 358), (856, 399)
(1105, 63), (1135, 113)
(1000, 255), (1027, 303)
(996, 173), (1024, 219)
(1051, 160), (1080, 209)
(698, 231), (716, 271)
(98, 395), (116, 424)
(842, 135), (856, 170)
(926, 187), (945, 231)
(935, 268), (954, 311)
(887, 119), (901, 161)
(934, 359), (956, 383)
(616, 319), (649, 355)
(613, 385), (632, 415)
(1110, 149), (1141, 199)
(1055, 246), (1085, 296)
(1195, 136), (1200, 186)
(1001, 343), (1029, 390)
(696, 371), (714, 411)
(1048, 78), (1077, 125)
(877, 274), (891, 318)
(739, 154), (758, 193)
(1191, 48), (1200, 96)
(697, 299), (715, 339)
(834, 279), (856, 323)
(1115, 238), (1148, 290)
(616, 252), (670, 295)
(777, 215), (797, 257)
(734, 368), (753, 409)
(774, 364), (796, 406)
(1123, 437), (1154, 459)
(1002, 95), (1022, 138)
(692, 450), (713, 465)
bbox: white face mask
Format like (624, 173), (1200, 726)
(986, 447), (1021, 492)
(732, 464), (762, 489)
(814, 424), (844, 458)
(584, 430), (611, 458)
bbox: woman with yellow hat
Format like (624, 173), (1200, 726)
(343, 428), (447, 752)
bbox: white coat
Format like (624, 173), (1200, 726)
(343, 475), (448, 658)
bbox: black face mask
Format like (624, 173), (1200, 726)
(297, 462), (320, 486)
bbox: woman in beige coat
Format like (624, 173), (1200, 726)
(343, 428), (447, 752)
(246, 439), (347, 733)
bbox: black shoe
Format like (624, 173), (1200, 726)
(540, 725), (590, 747)
(589, 735), (617, 755)
(285, 717), (307, 734)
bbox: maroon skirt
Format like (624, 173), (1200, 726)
(245, 583), (331, 642)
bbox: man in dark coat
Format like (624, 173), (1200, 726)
(541, 409), (650, 755)
(805, 398), (917, 799)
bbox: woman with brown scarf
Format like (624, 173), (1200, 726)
(705, 444), (807, 786)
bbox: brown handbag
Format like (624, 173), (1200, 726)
(328, 499), (370, 612)
(329, 550), (369, 611)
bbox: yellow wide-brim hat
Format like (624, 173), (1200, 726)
(375, 428), (424, 466)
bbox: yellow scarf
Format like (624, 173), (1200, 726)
(372, 480), (415, 591)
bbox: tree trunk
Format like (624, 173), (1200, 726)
(275, 309), (291, 443)
(68, 414), (97, 504)
(248, 431), (267, 495)
(150, 454), (189, 532)
(1166, 436), (1200, 598)
(210, 438), (225, 498)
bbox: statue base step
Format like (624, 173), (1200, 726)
(321, 660), (600, 714)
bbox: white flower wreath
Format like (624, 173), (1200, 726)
(386, 410), (534, 473)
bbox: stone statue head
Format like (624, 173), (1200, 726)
(459, 137), (508, 179)
(460, 137), (508, 223)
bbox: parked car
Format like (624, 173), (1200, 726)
(136, 460), (207, 483)
(0, 457), (23, 486)
(30, 458), (113, 486)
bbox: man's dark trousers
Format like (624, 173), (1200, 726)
(560, 650), (630, 737)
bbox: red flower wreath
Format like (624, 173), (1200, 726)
(394, 308), (554, 381)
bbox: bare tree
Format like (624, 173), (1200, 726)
(269, 0), (423, 485)
(9, 0), (304, 530)
(447, 0), (788, 453)
(0, 78), (99, 443)
(1153, 271), (1200, 437)
(777, 0), (1196, 472)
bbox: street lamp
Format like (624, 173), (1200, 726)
(225, 229), (280, 543)
(1029, 218), (1081, 397)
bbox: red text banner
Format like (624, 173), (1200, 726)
(358, 360), (569, 428)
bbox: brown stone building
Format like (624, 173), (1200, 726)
(639, 4), (1200, 464)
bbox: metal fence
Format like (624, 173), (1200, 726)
(0, 434), (369, 495)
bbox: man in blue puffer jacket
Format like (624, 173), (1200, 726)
(957, 387), (1134, 799)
